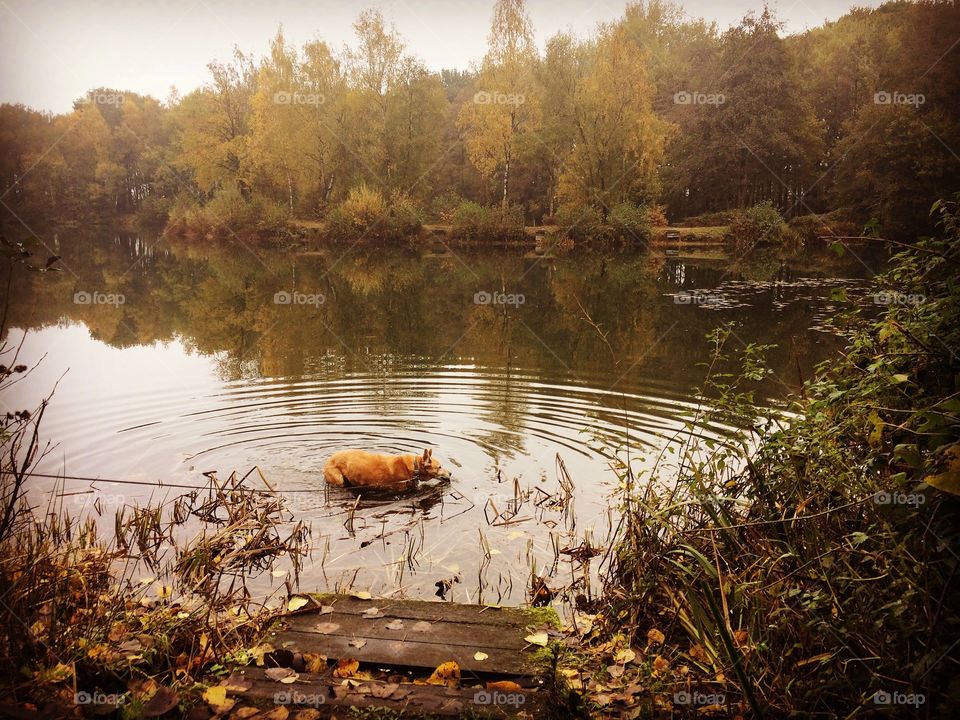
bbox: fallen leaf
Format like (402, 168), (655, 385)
(608, 665), (625, 679)
(232, 708), (260, 719)
(426, 661), (461, 687)
(303, 653), (327, 674)
(348, 639), (367, 650)
(203, 686), (235, 715)
(264, 668), (297, 683)
(261, 707), (288, 720)
(142, 687), (179, 717)
(390, 687), (411, 700)
(651, 655), (670, 678)
(411, 621), (432, 632)
(524, 631), (549, 647)
(615, 648), (637, 664)
(385, 620), (404, 631)
(221, 675), (252, 692)
(333, 658), (359, 678)
(318, 606), (334, 616)
(352, 591), (372, 600)
(646, 628), (665, 647)
(486, 681), (522, 692)
(361, 607), (384, 619)
(290, 710), (320, 720)
(474, 651), (489, 661)
(689, 645), (710, 664)
(287, 597), (309, 612)
(314, 622), (340, 634)
(369, 683), (399, 699)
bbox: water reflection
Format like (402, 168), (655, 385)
(2, 230), (888, 602)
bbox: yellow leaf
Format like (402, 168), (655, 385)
(426, 661), (461, 687)
(646, 628), (665, 646)
(287, 597), (309, 612)
(474, 651), (488, 661)
(651, 655), (670, 678)
(486, 680), (522, 692)
(333, 658), (359, 678)
(524, 631), (548, 647)
(352, 591), (372, 600)
(926, 444), (960, 495)
(615, 648), (637, 664)
(304, 653), (327, 674)
(203, 686), (234, 714)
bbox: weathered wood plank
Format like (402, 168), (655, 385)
(305, 594), (535, 628)
(277, 630), (537, 678)
(227, 667), (540, 718)
(286, 612), (528, 650)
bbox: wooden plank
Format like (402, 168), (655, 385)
(227, 667), (541, 718)
(278, 630), (537, 678)
(286, 613), (528, 650)
(305, 595), (535, 628)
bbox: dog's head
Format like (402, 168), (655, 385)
(417, 449), (451, 481)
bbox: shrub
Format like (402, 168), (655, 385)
(324, 186), (423, 241)
(450, 201), (525, 241)
(646, 204), (669, 227)
(608, 202), (652, 243)
(429, 191), (463, 224)
(555, 204), (608, 242)
(728, 201), (788, 250)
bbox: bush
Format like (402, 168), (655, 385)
(789, 209), (861, 242)
(429, 191), (463, 224)
(729, 201), (788, 250)
(675, 209), (739, 227)
(324, 186), (423, 241)
(555, 204), (608, 242)
(608, 202), (652, 243)
(450, 201), (525, 242)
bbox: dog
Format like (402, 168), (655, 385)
(323, 448), (451, 490)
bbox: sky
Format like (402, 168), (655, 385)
(1, 0), (883, 114)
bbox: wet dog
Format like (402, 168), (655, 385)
(323, 448), (451, 490)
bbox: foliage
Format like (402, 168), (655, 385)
(1, 1), (958, 240)
(728, 200), (789, 250)
(450, 200), (525, 241)
(324, 185), (423, 241)
(608, 202), (653, 243)
(600, 197), (960, 716)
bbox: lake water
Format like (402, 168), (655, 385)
(2, 230), (887, 606)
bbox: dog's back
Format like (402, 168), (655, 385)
(323, 449), (417, 489)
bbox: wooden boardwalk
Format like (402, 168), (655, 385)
(223, 593), (557, 717)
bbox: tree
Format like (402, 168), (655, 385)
(457, 0), (541, 208)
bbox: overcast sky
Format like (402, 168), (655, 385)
(1, 0), (883, 114)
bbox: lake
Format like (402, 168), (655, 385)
(2, 230), (887, 606)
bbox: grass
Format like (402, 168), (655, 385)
(575, 197), (960, 717)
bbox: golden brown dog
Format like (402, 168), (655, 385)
(323, 448), (451, 490)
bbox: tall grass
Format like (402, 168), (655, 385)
(601, 198), (960, 716)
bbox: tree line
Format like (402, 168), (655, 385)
(0, 0), (957, 239)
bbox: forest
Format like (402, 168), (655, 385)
(1, 0), (958, 242)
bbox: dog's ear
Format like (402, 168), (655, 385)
(426, 449), (433, 459)
(422, 449), (429, 462)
